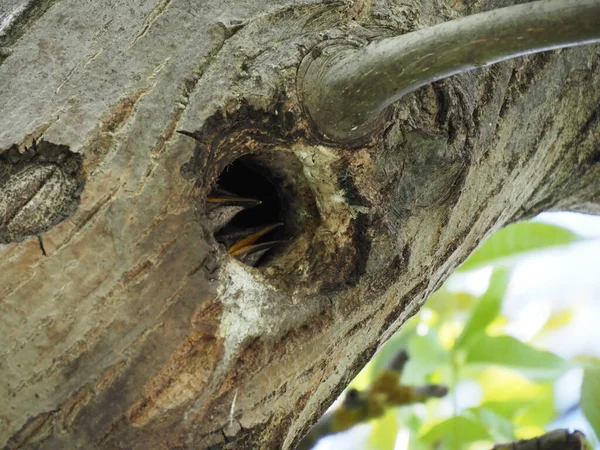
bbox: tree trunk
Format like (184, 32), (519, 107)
(0, 0), (598, 449)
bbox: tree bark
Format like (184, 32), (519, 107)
(0, 1), (598, 449)
(298, 0), (600, 142)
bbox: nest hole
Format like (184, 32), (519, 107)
(207, 153), (304, 267)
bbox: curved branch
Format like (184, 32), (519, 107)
(295, 350), (448, 449)
(492, 429), (588, 450)
(298, 0), (600, 143)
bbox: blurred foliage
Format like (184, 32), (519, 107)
(325, 220), (599, 450)
(581, 361), (600, 446)
(457, 222), (581, 273)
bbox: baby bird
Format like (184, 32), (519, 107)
(205, 188), (261, 233)
(206, 187), (284, 266)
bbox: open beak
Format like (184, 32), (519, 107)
(207, 188), (285, 266)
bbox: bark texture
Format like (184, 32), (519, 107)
(0, 0), (599, 449)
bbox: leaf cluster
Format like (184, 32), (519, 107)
(326, 221), (600, 450)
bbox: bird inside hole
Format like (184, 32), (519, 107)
(205, 186), (285, 266)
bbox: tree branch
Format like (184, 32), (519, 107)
(492, 429), (588, 450)
(295, 350), (448, 449)
(298, 0), (600, 143)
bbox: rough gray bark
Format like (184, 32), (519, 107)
(0, 1), (598, 449)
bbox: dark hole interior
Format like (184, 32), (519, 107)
(217, 156), (283, 227)
(210, 155), (288, 265)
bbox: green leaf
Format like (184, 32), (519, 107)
(455, 268), (510, 349)
(368, 410), (398, 450)
(400, 415), (431, 450)
(403, 330), (449, 385)
(474, 406), (515, 442)
(426, 289), (477, 317)
(476, 367), (549, 402)
(465, 335), (569, 380)
(479, 400), (530, 420)
(515, 384), (556, 427)
(458, 222), (581, 272)
(581, 362), (600, 441)
(420, 415), (490, 448)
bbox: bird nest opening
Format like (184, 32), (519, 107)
(205, 151), (317, 268)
